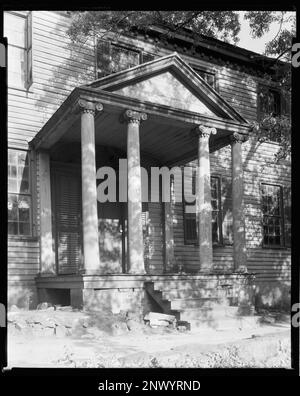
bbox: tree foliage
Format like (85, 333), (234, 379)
(67, 11), (295, 160)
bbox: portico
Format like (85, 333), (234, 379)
(30, 53), (252, 315)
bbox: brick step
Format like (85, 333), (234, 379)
(188, 315), (261, 331)
(162, 288), (228, 300)
(170, 297), (231, 310)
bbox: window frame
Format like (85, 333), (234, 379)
(191, 64), (219, 91)
(182, 171), (224, 246)
(8, 148), (34, 238)
(261, 182), (286, 249)
(95, 39), (156, 79)
(4, 11), (33, 91)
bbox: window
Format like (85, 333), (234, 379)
(4, 11), (32, 89)
(183, 170), (232, 245)
(261, 183), (291, 248)
(258, 86), (281, 118)
(193, 67), (217, 90)
(8, 150), (32, 236)
(96, 40), (156, 78)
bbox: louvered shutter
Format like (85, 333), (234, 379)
(26, 12), (32, 89)
(221, 177), (233, 245)
(96, 39), (111, 78)
(53, 169), (82, 274)
(283, 186), (291, 247)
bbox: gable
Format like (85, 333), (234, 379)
(112, 70), (216, 117)
(85, 53), (249, 124)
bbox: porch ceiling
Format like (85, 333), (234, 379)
(58, 108), (234, 166)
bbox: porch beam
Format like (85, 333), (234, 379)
(123, 109), (147, 274)
(79, 99), (103, 273)
(38, 150), (56, 276)
(192, 125), (217, 272)
(230, 132), (248, 271)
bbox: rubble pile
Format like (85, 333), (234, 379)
(8, 304), (191, 339)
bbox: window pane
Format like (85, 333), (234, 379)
(4, 13), (26, 47)
(19, 179), (29, 194)
(8, 222), (18, 235)
(8, 150), (17, 164)
(7, 46), (26, 87)
(19, 222), (30, 235)
(8, 165), (17, 178)
(110, 45), (139, 73)
(8, 178), (17, 192)
(8, 194), (18, 220)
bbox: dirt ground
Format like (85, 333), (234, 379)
(6, 307), (291, 368)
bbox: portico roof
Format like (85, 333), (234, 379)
(30, 53), (250, 166)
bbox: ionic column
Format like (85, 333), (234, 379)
(123, 109), (147, 274)
(79, 99), (103, 273)
(230, 132), (248, 272)
(192, 125), (217, 272)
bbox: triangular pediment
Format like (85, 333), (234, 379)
(85, 53), (248, 123)
(113, 70), (215, 116)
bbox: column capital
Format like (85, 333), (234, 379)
(191, 125), (217, 139)
(78, 99), (103, 115)
(122, 109), (148, 124)
(230, 132), (249, 144)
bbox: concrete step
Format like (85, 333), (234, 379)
(153, 280), (220, 291)
(179, 305), (240, 321)
(170, 297), (230, 310)
(162, 288), (228, 300)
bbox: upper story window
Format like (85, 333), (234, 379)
(258, 86), (281, 118)
(96, 40), (156, 78)
(8, 149), (32, 236)
(4, 11), (32, 90)
(192, 66), (218, 91)
(261, 183), (291, 248)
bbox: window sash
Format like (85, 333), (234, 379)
(96, 39), (156, 78)
(4, 11), (32, 90)
(8, 149), (32, 237)
(8, 193), (32, 236)
(261, 183), (284, 247)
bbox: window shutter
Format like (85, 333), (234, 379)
(26, 12), (33, 89)
(283, 186), (291, 247)
(53, 170), (83, 274)
(221, 176), (233, 245)
(25, 12), (33, 89)
(96, 39), (111, 78)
